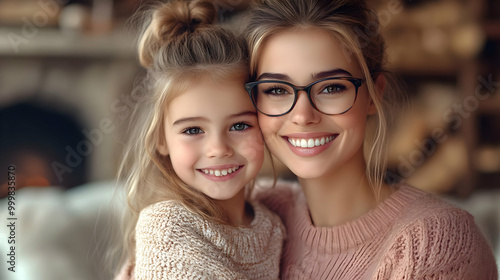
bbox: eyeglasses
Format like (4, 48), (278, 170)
(245, 77), (365, 117)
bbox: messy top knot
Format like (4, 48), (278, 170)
(138, 0), (219, 68)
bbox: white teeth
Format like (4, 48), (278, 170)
(300, 139), (307, 148)
(201, 166), (240, 177)
(307, 139), (314, 148)
(288, 136), (335, 148)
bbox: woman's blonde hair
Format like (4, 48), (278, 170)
(245, 0), (402, 197)
(117, 0), (249, 268)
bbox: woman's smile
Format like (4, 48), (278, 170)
(282, 132), (338, 157)
(256, 28), (373, 179)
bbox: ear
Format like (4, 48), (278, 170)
(367, 73), (386, 115)
(157, 141), (169, 156)
(157, 126), (169, 156)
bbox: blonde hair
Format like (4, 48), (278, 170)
(245, 0), (402, 197)
(117, 0), (249, 268)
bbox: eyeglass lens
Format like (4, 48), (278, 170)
(251, 78), (357, 116)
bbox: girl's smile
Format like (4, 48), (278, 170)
(197, 164), (244, 181)
(158, 76), (264, 201)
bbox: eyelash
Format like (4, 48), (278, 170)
(321, 83), (347, 93)
(230, 122), (252, 131)
(263, 86), (290, 95)
(182, 127), (203, 135)
(181, 122), (252, 135)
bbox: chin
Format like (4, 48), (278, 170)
(285, 163), (329, 180)
(209, 188), (245, 202)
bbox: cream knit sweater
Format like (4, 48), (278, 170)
(254, 181), (498, 280)
(131, 200), (285, 280)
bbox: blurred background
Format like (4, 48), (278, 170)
(0, 0), (499, 279)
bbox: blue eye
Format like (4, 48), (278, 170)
(230, 122), (251, 131)
(182, 127), (203, 135)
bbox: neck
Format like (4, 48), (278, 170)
(299, 150), (391, 227)
(216, 188), (253, 226)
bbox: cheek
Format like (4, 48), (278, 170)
(238, 132), (265, 164)
(169, 142), (198, 170)
(258, 115), (282, 142)
(335, 107), (370, 147)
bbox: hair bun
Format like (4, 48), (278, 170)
(155, 0), (217, 42)
(138, 0), (218, 68)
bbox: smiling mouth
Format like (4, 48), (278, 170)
(287, 135), (337, 148)
(199, 166), (241, 177)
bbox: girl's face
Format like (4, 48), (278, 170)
(255, 28), (376, 180)
(159, 76), (264, 201)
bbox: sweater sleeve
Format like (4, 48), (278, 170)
(134, 201), (249, 280)
(377, 208), (498, 280)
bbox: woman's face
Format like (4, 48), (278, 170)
(255, 28), (376, 179)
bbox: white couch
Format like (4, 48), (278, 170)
(0, 181), (122, 280)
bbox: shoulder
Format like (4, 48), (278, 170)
(391, 185), (482, 241)
(395, 184), (472, 224)
(381, 185), (498, 279)
(391, 184), (486, 237)
(140, 199), (191, 217)
(136, 200), (201, 236)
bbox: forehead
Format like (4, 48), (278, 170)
(257, 27), (362, 82)
(166, 77), (254, 120)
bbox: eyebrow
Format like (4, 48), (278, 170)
(172, 111), (257, 126)
(172, 116), (206, 126)
(313, 69), (353, 80)
(257, 68), (353, 82)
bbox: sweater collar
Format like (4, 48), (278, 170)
(292, 183), (426, 253)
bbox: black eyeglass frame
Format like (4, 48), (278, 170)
(245, 77), (365, 117)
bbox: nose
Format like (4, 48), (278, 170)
(290, 90), (321, 125)
(206, 134), (233, 158)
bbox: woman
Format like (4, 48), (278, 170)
(244, 0), (498, 279)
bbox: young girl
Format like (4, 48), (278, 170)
(244, 0), (498, 279)
(114, 0), (284, 279)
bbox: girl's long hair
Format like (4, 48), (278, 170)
(114, 0), (249, 272)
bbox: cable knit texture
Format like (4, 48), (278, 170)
(133, 200), (285, 280)
(254, 180), (498, 280)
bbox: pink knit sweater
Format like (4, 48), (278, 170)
(255, 181), (498, 280)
